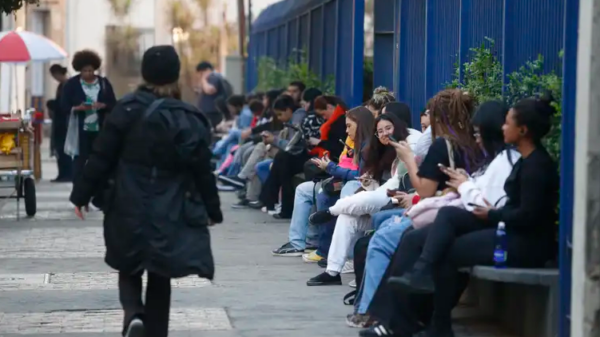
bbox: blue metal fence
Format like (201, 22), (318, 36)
(247, 0), (364, 108)
(373, 1), (577, 336)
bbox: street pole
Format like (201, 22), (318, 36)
(236, 0), (246, 93)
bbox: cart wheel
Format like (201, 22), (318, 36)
(23, 178), (36, 217)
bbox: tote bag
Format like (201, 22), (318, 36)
(64, 110), (79, 158)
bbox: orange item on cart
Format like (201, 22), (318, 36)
(0, 133), (15, 154)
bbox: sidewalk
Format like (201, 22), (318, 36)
(0, 144), (511, 336)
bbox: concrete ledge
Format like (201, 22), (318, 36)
(460, 266), (558, 286)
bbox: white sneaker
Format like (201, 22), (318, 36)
(349, 279), (357, 288)
(125, 318), (144, 337)
(268, 209), (279, 216)
(342, 260), (355, 274)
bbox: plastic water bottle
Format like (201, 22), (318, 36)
(493, 222), (507, 268)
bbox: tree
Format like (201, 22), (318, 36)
(1, 0), (37, 15)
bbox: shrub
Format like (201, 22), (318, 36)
(447, 39), (563, 162)
(255, 51), (335, 94)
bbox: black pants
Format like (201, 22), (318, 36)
(55, 142), (73, 180)
(119, 271), (171, 337)
(260, 151), (310, 216)
(203, 111), (223, 130)
(370, 206), (553, 333)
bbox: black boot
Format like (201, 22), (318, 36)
(387, 259), (435, 294)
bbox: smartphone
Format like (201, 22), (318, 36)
(388, 135), (398, 143)
(468, 202), (485, 208)
(437, 163), (448, 171)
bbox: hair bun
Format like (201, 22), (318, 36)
(536, 93), (557, 117)
(373, 86), (394, 97)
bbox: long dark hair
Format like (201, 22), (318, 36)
(302, 88), (323, 112)
(363, 113), (409, 182)
(428, 89), (483, 173)
(471, 100), (510, 165)
(512, 94), (557, 144)
(384, 102), (412, 126)
(346, 106), (375, 164)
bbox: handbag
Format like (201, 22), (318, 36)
(64, 109), (79, 158)
(303, 160), (329, 182)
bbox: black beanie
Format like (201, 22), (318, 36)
(141, 45), (181, 85)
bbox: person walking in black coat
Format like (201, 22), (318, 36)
(70, 45), (223, 337)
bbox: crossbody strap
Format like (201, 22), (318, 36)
(445, 139), (455, 169)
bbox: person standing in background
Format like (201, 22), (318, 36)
(47, 64), (72, 183)
(195, 61), (225, 129)
(287, 81), (306, 105)
(60, 49), (117, 187)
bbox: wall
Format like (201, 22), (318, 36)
(65, 0), (158, 75)
(247, 0), (364, 108)
(571, 0), (600, 335)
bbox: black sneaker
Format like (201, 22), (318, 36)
(231, 199), (250, 209)
(309, 210), (334, 225)
(358, 323), (395, 337)
(218, 175), (246, 188)
(317, 258), (328, 268)
(272, 242), (304, 257)
(124, 317), (144, 337)
(248, 201), (264, 210)
(306, 272), (342, 286)
(305, 245), (318, 251)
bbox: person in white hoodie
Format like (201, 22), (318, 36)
(348, 100), (518, 330)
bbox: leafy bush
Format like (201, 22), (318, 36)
(448, 38), (563, 161)
(506, 54), (563, 161)
(255, 52), (335, 94)
(446, 38), (503, 103)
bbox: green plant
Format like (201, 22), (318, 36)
(446, 38), (503, 104)
(506, 54), (563, 161)
(255, 52), (335, 94)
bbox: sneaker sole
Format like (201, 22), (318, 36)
(302, 256), (323, 263)
(306, 280), (342, 286)
(342, 269), (355, 274)
(272, 251), (304, 257)
(125, 320), (144, 337)
(218, 176), (245, 188)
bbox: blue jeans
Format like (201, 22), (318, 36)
(255, 159), (273, 183)
(371, 208), (406, 231)
(357, 213), (413, 314)
(317, 180), (362, 257)
(289, 181), (321, 250)
(213, 129), (241, 157)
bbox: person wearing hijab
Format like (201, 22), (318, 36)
(382, 102), (422, 150)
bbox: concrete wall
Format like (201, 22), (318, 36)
(65, 0), (161, 74)
(571, 0), (600, 336)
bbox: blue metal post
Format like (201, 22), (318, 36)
(350, 0), (365, 107)
(559, 0), (579, 335)
(424, 0), (433, 98)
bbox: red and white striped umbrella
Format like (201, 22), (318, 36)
(0, 29), (67, 63)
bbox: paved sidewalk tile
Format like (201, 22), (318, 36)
(0, 308), (231, 334)
(0, 272), (211, 291)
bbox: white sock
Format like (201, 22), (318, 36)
(326, 270), (339, 277)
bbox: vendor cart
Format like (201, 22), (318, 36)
(0, 113), (36, 219)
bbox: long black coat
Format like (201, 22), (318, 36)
(70, 89), (222, 280)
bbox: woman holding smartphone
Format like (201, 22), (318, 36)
(61, 49), (117, 186)
(306, 113), (409, 286)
